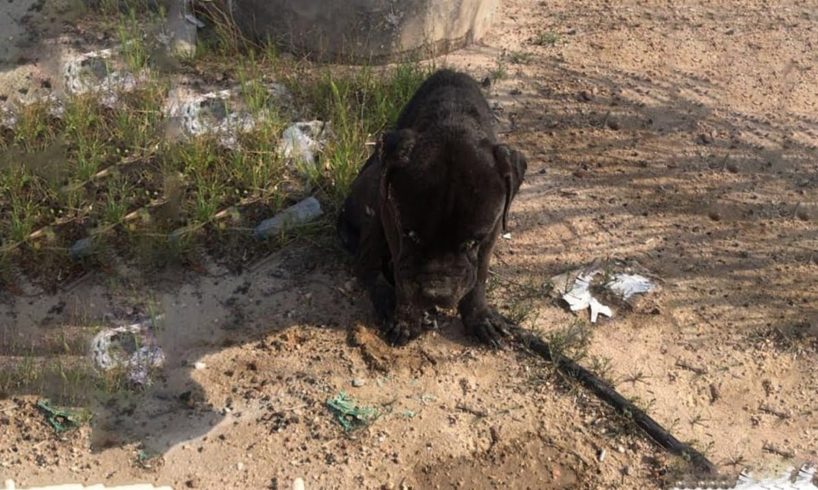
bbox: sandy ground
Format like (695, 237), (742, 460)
(2, 0), (818, 488)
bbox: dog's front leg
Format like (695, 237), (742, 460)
(381, 282), (427, 346)
(356, 220), (396, 325)
(458, 225), (513, 348)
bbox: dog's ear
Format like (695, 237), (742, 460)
(380, 129), (416, 170)
(492, 144), (528, 232)
(378, 129), (417, 225)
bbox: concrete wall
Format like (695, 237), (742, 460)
(226, 0), (499, 63)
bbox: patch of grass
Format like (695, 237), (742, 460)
(101, 173), (134, 227)
(193, 0), (251, 57)
(238, 53), (273, 115)
(508, 51), (534, 65)
(532, 31), (560, 46)
(488, 272), (552, 326)
(117, 8), (151, 72)
(110, 81), (167, 152)
(748, 321), (817, 353)
(489, 60), (508, 81)
(589, 355), (614, 383)
(545, 320), (594, 362)
(299, 62), (432, 204)
(1, 2), (434, 284)
(6, 197), (40, 244)
(12, 102), (55, 151)
(0, 357), (100, 406)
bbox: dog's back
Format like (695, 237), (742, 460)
(337, 69), (495, 256)
(395, 69), (495, 141)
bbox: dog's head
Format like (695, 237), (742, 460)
(377, 128), (527, 309)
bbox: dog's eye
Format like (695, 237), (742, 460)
(462, 239), (480, 251)
(405, 230), (421, 244)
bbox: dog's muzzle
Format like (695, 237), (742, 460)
(419, 276), (464, 308)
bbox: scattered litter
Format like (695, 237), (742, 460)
(279, 121), (332, 172)
(254, 197), (323, 240)
(597, 448), (607, 463)
(3, 481), (172, 490)
(670, 464), (818, 490)
(352, 378), (366, 387)
(561, 272), (613, 323)
(400, 410), (417, 419)
(184, 13), (206, 28)
(551, 261), (658, 323)
(36, 399), (84, 433)
(292, 478), (306, 490)
(135, 448), (163, 470)
(194, 361), (207, 370)
(607, 273), (655, 300)
(90, 316), (165, 386)
(62, 47), (146, 106)
(164, 83), (291, 147)
(326, 392), (379, 432)
(502, 232), (512, 240)
(1, 105), (17, 129)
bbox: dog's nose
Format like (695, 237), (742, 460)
(421, 278), (458, 305)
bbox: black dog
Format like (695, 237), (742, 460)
(337, 69), (527, 347)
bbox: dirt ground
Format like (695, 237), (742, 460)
(2, 0), (818, 488)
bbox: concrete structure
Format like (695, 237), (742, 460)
(225, 0), (499, 63)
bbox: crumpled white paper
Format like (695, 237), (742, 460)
(553, 265), (656, 323)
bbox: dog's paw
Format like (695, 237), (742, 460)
(463, 309), (513, 349)
(372, 282), (396, 324)
(381, 317), (424, 346)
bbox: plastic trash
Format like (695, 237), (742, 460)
(90, 316), (165, 386)
(36, 399), (84, 433)
(326, 392), (378, 432)
(670, 464), (817, 490)
(68, 237), (94, 260)
(606, 273), (655, 300)
(254, 197), (323, 239)
(561, 272), (613, 323)
(551, 262), (657, 323)
(279, 121), (330, 169)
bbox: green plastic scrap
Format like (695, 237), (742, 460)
(36, 399), (82, 433)
(326, 391), (378, 432)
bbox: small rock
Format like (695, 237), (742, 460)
(606, 118), (620, 130)
(185, 478), (199, 488)
(696, 133), (713, 145)
(708, 210), (721, 221)
(622, 465), (632, 476)
(255, 197), (323, 240)
(578, 90), (593, 102)
(726, 162), (739, 173)
(709, 383), (720, 403)
(795, 206), (812, 221)
(382, 483), (395, 490)
(352, 378), (366, 387)
(68, 237), (94, 260)
(616, 445), (625, 453)
(236, 462), (244, 471)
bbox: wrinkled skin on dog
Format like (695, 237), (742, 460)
(337, 69), (527, 347)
